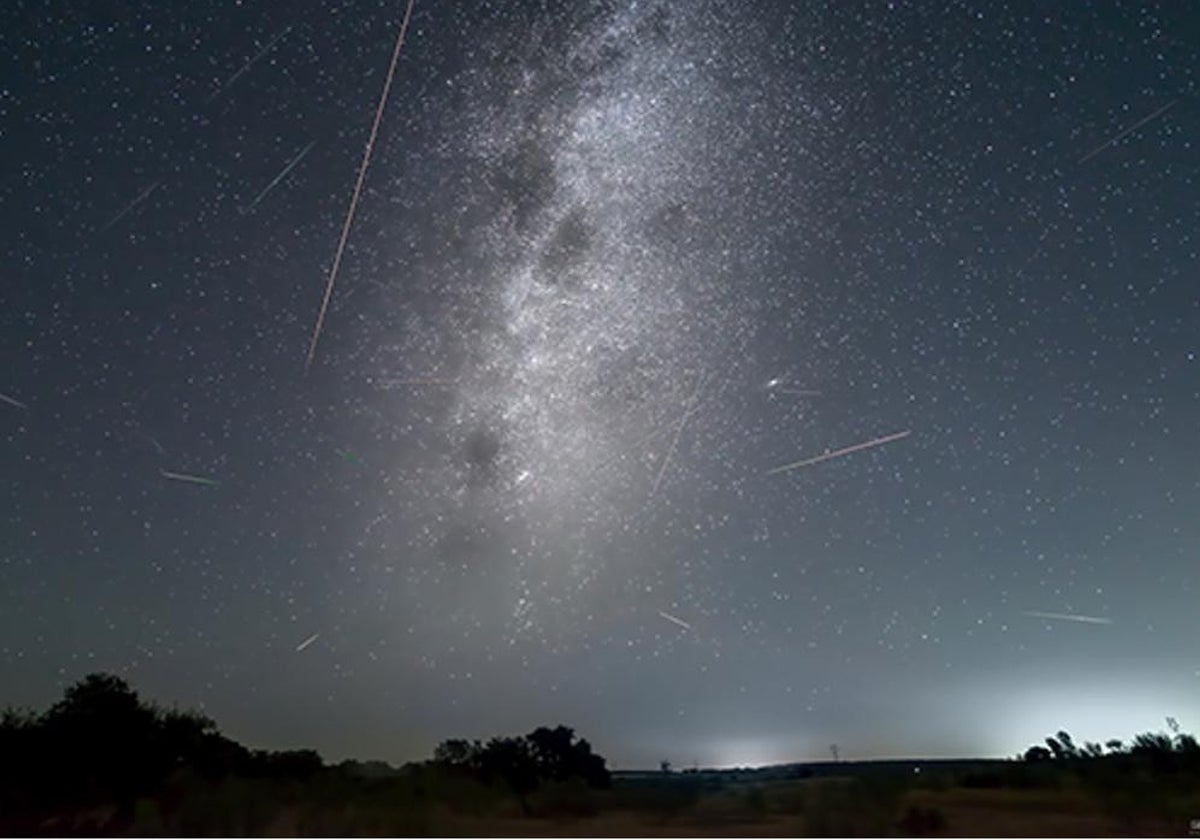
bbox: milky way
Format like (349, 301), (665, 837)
(350, 1), (826, 650)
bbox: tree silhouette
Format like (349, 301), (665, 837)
(477, 736), (540, 813)
(1044, 735), (1065, 760)
(41, 673), (164, 813)
(527, 725), (578, 780)
(432, 724), (611, 812)
(1024, 726), (1200, 775)
(1131, 732), (1174, 754)
(433, 738), (482, 769)
(0, 672), (328, 832)
(525, 725), (610, 788)
(1055, 730), (1079, 758)
(248, 748), (324, 780)
(1176, 733), (1199, 755)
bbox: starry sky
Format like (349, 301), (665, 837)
(2, 0), (1198, 770)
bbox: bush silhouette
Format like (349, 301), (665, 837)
(1022, 726), (1200, 779)
(0, 672), (330, 832)
(432, 724), (610, 814)
(1022, 745), (1052, 762)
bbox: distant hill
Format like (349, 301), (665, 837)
(615, 757), (1012, 782)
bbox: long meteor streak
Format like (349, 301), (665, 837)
(305, 0), (417, 372)
(100, 182), (160, 232)
(1078, 99), (1178, 164)
(658, 610), (693, 631)
(650, 372), (706, 498)
(295, 632), (320, 651)
(160, 469), (220, 487)
(0, 392), (28, 410)
(207, 25), (292, 104)
(241, 140), (315, 213)
(1024, 610), (1112, 625)
(767, 429), (911, 475)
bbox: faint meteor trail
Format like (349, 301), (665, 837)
(767, 429), (911, 475)
(207, 25), (292, 104)
(295, 632), (320, 652)
(335, 447), (362, 465)
(650, 372), (706, 498)
(1025, 610), (1112, 625)
(240, 140), (316, 214)
(1078, 99), (1178, 164)
(658, 610), (693, 631)
(0, 392), (27, 410)
(305, 0), (417, 372)
(99, 182), (160, 232)
(160, 469), (220, 487)
(589, 396), (712, 478)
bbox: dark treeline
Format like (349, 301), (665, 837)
(0, 673), (322, 832)
(1021, 726), (1200, 770)
(2, 672), (1195, 835)
(0, 672), (611, 835)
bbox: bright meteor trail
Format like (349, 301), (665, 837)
(304, 0), (417, 372)
(658, 610), (693, 631)
(241, 140), (316, 214)
(1024, 611), (1113, 625)
(160, 470), (221, 487)
(767, 430), (912, 475)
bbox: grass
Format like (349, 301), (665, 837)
(41, 762), (1200, 836)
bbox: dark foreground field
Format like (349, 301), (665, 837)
(29, 761), (1200, 837)
(7, 676), (1199, 836)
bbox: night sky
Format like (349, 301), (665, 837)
(2, 0), (1198, 770)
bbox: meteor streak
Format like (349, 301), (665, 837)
(0, 392), (27, 410)
(1024, 610), (1112, 625)
(240, 140), (316, 213)
(295, 632), (320, 652)
(305, 0), (417, 372)
(1078, 99), (1178, 164)
(160, 469), (220, 487)
(207, 25), (292, 104)
(100, 182), (160, 232)
(650, 372), (706, 498)
(335, 447), (362, 464)
(767, 429), (911, 475)
(658, 610), (693, 631)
